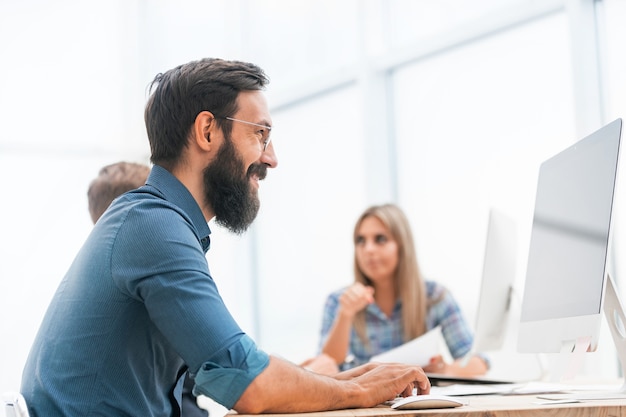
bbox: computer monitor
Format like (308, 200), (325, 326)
(472, 208), (518, 354)
(517, 119), (623, 368)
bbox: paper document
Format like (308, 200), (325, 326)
(370, 326), (443, 366)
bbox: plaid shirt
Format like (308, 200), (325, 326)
(319, 281), (474, 369)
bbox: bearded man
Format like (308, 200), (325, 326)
(21, 58), (429, 417)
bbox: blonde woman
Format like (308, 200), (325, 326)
(319, 204), (488, 377)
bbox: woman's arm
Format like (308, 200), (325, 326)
(321, 307), (357, 364)
(321, 283), (374, 364)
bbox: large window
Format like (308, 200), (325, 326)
(387, 0), (542, 49)
(393, 12), (575, 315)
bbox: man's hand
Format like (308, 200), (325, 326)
(348, 362), (431, 405)
(334, 362), (430, 403)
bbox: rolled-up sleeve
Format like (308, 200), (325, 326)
(192, 335), (269, 409)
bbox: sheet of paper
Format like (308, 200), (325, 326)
(370, 326), (443, 366)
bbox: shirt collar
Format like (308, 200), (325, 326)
(146, 165), (212, 252)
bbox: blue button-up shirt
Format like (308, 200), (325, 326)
(21, 165), (269, 416)
(319, 281), (474, 369)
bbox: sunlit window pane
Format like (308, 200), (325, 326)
(388, 0), (538, 48)
(392, 12), (575, 317)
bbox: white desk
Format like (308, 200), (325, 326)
(233, 393), (626, 417)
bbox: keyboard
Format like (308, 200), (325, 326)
(430, 383), (524, 396)
(430, 381), (580, 397)
(539, 390), (626, 401)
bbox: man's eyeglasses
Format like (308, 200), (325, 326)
(217, 116), (272, 151)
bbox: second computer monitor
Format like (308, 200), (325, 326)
(472, 208), (518, 353)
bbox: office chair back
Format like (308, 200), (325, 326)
(2, 391), (30, 417)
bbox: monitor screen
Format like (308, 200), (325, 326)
(518, 118), (622, 354)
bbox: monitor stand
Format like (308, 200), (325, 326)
(541, 273), (626, 400)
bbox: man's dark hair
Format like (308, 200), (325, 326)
(144, 58), (269, 169)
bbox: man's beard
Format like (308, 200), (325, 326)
(203, 135), (266, 234)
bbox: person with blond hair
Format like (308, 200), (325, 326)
(320, 203), (488, 377)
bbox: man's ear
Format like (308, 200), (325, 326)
(193, 111), (216, 151)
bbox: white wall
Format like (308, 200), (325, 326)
(2, 0), (626, 405)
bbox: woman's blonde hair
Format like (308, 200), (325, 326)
(352, 203), (427, 345)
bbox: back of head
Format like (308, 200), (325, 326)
(87, 161), (151, 223)
(144, 57), (269, 170)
